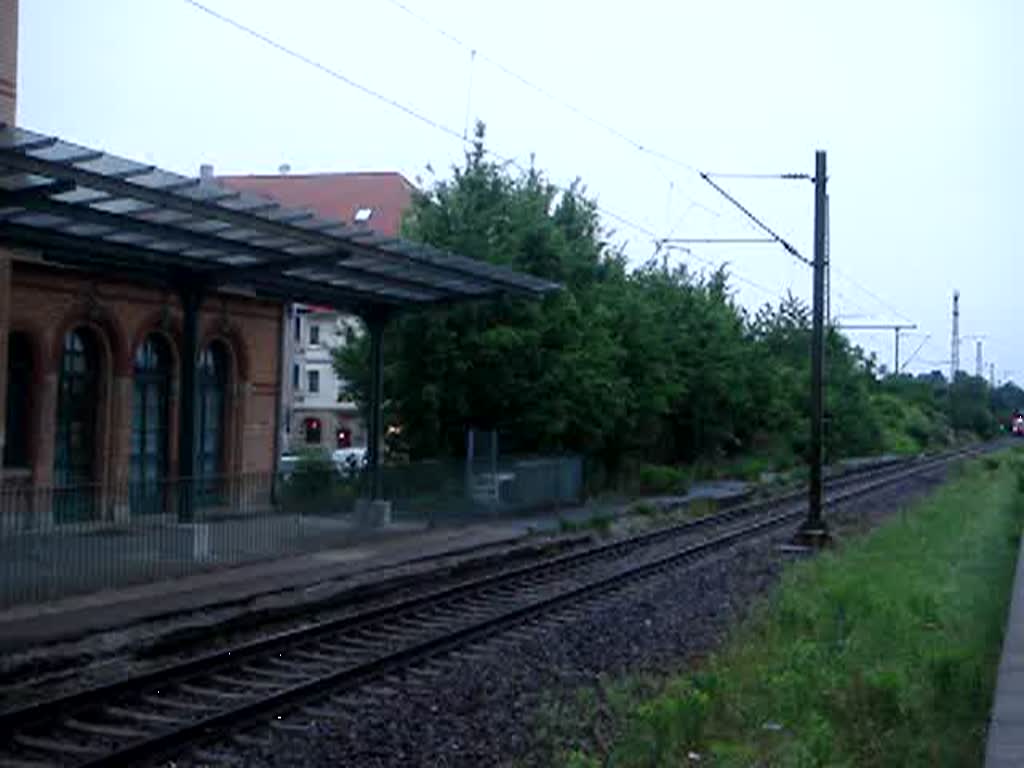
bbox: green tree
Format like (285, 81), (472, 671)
(949, 373), (997, 437)
(336, 123), (628, 461)
(991, 382), (1024, 425)
(335, 123), (1001, 485)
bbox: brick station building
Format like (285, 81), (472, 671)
(0, 0), (556, 527)
(2, 259), (283, 517)
(0, 0), (281, 522)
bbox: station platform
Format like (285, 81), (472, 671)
(0, 479), (761, 655)
(0, 516), (552, 654)
(987, 527), (1024, 765)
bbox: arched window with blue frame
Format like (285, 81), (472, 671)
(54, 327), (101, 522)
(130, 334), (172, 514)
(197, 341), (229, 505)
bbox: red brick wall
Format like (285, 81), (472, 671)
(0, 0), (17, 125)
(6, 260), (283, 487)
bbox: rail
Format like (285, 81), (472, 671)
(0, 446), (991, 766)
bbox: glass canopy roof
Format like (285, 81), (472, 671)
(0, 125), (560, 312)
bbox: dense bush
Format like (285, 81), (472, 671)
(279, 450), (355, 514)
(872, 391), (948, 455)
(634, 464), (692, 495)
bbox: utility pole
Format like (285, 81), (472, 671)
(991, 363), (996, 389)
(961, 333), (985, 379)
(824, 193), (831, 325)
(837, 324), (917, 374)
(676, 160), (827, 541)
(950, 291), (960, 382)
(797, 150), (828, 545)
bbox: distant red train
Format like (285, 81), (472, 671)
(1012, 412), (1024, 437)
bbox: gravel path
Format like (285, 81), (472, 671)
(183, 463), (955, 768)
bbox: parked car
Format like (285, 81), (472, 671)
(278, 452), (300, 479)
(332, 447), (368, 475)
(279, 449), (351, 479)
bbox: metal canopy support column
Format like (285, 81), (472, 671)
(177, 283), (204, 522)
(0, 250), (9, 485)
(366, 311), (388, 501)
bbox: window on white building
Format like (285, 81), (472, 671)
(292, 364), (299, 389)
(309, 324), (320, 345)
(308, 369), (320, 393)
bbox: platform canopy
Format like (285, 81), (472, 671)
(0, 124), (560, 313)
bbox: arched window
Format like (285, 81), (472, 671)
(197, 341), (229, 503)
(4, 332), (32, 469)
(54, 328), (101, 522)
(130, 335), (172, 514)
(304, 417), (322, 444)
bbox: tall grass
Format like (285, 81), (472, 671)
(556, 450), (1024, 767)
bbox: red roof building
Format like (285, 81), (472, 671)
(216, 171), (417, 452)
(217, 172), (415, 238)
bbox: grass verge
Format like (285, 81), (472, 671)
(551, 449), (1024, 767)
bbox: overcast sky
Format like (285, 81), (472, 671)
(16, 0), (1022, 381)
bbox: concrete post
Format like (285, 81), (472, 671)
(356, 310), (391, 527)
(366, 312), (386, 502)
(177, 285), (202, 522)
(110, 375), (133, 524)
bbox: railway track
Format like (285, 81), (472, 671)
(0, 446), (990, 767)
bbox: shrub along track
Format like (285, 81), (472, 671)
(0, 446), (994, 767)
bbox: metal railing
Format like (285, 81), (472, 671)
(0, 455), (582, 609)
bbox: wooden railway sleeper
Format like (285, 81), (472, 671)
(258, 655), (331, 674)
(140, 693), (223, 712)
(12, 734), (105, 758)
(291, 649), (350, 665)
(103, 705), (188, 727)
(238, 663), (313, 682)
(0, 754), (60, 768)
(208, 674), (288, 691)
(61, 717), (149, 741)
(178, 683), (253, 700)
(314, 640), (375, 658)
(299, 703), (349, 720)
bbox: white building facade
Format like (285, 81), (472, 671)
(215, 171), (414, 457)
(285, 306), (364, 452)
